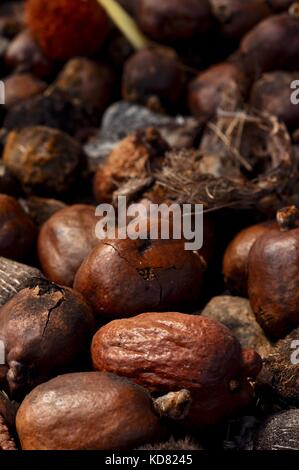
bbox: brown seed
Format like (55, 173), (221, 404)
(0, 194), (36, 261)
(74, 238), (205, 320)
(136, 0), (214, 41)
(188, 62), (247, 120)
(223, 221), (277, 296)
(3, 126), (84, 195)
(52, 58), (115, 113)
(3, 73), (47, 108)
(16, 371), (164, 450)
(250, 71), (299, 129)
(210, 0), (271, 40)
(3, 89), (96, 137)
(38, 204), (99, 287)
(248, 206), (299, 338)
(122, 47), (185, 112)
(4, 29), (53, 78)
(240, 9), (299, 75)
(91, 312), (262, 427)
(19, 196), (67, 228)
(0, 279), (95, 397)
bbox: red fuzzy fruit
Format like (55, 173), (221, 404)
(26, 0), (109, 61)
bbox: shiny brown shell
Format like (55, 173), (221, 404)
(91, 312), (262, 427)
(16, 372), (163, 450)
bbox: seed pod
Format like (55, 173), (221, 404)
(19, 197), (67, 228)
(254, 410), (299, 450)
(201, 296), (272, 357)
(250, 71), (299, 129)
(93, 128), (169, 203)
(223, 221), (277, 296)
(52, 58), (115, 113)
(0, 279), (95, 397)
(74, 238), (205, 320)
(262, 326), (299, 405)
(210, 0), (271, 40)
(240, 8), (299, 75)
(16, 372), (164, 450)
(248, 206), (299, 339)
(136, 0), (213, 42)
(3, 126), (84, 195)
(4, 29), (53, 78)
(0, 194), (36, 261)
(38, 205), (99, 287)
(188, 62), (247, 120)
(122, 47), (185, 112)
(91, 312), (262, 427)
(3, 73), (47, 108)
(26, 0), (109, 61)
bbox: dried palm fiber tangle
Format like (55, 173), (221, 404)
(152, 110), (296, 212)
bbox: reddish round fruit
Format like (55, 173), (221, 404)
(16, 371), (163, 450)
(91, 312), (262, 427)
(188, 62), (247, 120)
(122, 47), (185, 112)
(3, 73), (46, 108)
(223, 221), (277, 296)
(26, 0), (109, 61)
(74, 238), (205, 320)
(38, 204), (99, 287)
(0, 194), (36, 261)
(136, 0), (213, 42)
(248, 207), (299, 339)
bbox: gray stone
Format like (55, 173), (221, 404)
(201, 295), (272, 356)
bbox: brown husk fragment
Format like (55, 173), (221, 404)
(151, 110), (295, 213)
(136, 436), (202, 450)
(261, 327), (299, 405)
(0, 257), (43, 307)
(0, 414), (16, 450)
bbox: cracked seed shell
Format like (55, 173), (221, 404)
(0, 278), (95, 397)
(74, 238), (205, 320)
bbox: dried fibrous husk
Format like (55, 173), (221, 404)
(261, 327), (299, 406)
(0, 257), (43, 307)
(153, 110), (296, 212)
